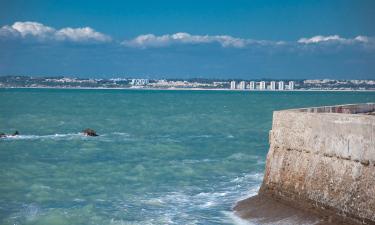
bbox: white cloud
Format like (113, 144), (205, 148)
(0, 25), (21, 38)
(55, 27), (111, 42)
(354, 35), (369, 43)
(298, 35), (371, 44)
(298, 35), (343, 44)
(12, 21), (55, 38)
(0, 21), (111, 43)
(122, 32), (309, 49)
(1, 22), (373, 51)
(122, 32), (249, 48)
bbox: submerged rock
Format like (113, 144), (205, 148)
(82, 128), (98, 136)
(0, 133), (6, 138)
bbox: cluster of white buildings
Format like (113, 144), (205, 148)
(230, 81), (294, 91)
(130, 79), (149, 86)
(148, 79), (214, 88)
(45, 77), (97, 83)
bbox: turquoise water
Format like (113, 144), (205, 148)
(0, 89), (374, 225)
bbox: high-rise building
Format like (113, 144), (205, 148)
(259, 81), (266, 90)
(270, 81), (276, 90)
(288, 81), (294, 90)
(278, 81), (284, 90)
(249, 81), (255, 90)
(230, 81), (236, 89)
(239, 81), (246, 90)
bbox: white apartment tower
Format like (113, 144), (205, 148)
(278, 81), (284, 90)
(249, 81), (255, 90)
(270, 81), (276, 90)
(259, 81), (266, 90)
(239, 81), (246, 90)
(230, 81), (236, 89)
(288, 81), (294, 90)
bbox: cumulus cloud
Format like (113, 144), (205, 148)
(121, 32), (259, 48)
(0, 25), (21, 38)
(55, 27), (111, 42)
(1, 22), (373, 51)
(298, 35), (371, 44)
(11, 21), (55, 38)
(0, 21), (111, 43)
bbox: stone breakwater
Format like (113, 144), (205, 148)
(234, 103), (375, 225)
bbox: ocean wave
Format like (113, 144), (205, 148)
(5, 203), (42, 224)
(3, 172), (262, 225)
(107, 132), (130, 137)
(1, 132), (233, 142)
(227, 153), (261, 161)
(0, 132), (132, 141)
(0, 133), (82, 140)
(230, 173), (264, 183)
(23, 203), (40, 221)
(181, 158), (214, 164)
(187, 134), (213, 138)
(109, 214), (178, 225)
(137, 172), (262, 215)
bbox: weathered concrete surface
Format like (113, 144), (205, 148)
(234, 194), (344, 225)
(234, 103), (375, 225)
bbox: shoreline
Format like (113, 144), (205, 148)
(1, 86), (375, 92)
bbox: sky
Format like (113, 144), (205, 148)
(0, 0), (375, 79)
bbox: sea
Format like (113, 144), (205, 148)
(0, 88), (374, 225)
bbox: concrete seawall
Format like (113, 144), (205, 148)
(234, 103), (375, 225)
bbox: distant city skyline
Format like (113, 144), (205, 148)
(2, 75), (374, 90)
(1, 0), (375, 79)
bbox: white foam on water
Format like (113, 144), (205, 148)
(1, 131), (134, 142)
(188, 134), (213, 138)
(230, 173), (263, 184)
(142, 198), (166, 207)
(194, 191), (229, 209)
(228, 172), (262, 204)
(24, 204), (40, 221)
(236, 185), (261, 202)
(1, 133), (83, 140)
(227, 153), (260, 161)
(200, 200), (216, 208)
(181, 158), (215, 164)
(129, 171), (263, 223)
(73, 198), (86, 202)
(107, 132), (131, 137)
(11, 203), (41, 222)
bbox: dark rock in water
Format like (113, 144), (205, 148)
(0, 131), (19, 138)
(82, 128), (98, 136)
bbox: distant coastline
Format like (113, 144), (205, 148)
(1, 76), (374, 91)
(2, 86), (375, 92)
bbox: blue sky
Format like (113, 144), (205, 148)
(0, 0), (375, 79)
